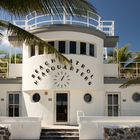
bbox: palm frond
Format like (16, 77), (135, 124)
(0, 32), (2, 40)
(0, 20), (70, 65)
(0, 0), (97, 17)
(120, 77), (140, 88)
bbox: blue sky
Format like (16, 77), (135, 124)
(0, 0), (140, 52)
(92, 0), (140, 52)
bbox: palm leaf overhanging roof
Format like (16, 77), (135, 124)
(0, 0), (97, 17)
(0, 0), (97, 64)
(120, 78), (140, 88)
(0, 20), (70, 64)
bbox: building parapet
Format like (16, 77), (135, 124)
(104, 77), (129, 84)
(13, 10), (115, 36)
(0, 78), (22, 84)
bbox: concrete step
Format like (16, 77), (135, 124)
(41, 131), (79, 136)
(40, 137), (79, 140)
(40, 128), (79, 140)
(41, 128), (79, 132)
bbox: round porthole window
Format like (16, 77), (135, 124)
(32, 93), (40, 102)
(132, 92), (140, 102)
(84, 93), (92, 103)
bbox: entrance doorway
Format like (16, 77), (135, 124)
(106, 93), (120, 116)
(55, 93), (69, 123)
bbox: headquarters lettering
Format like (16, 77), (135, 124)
(32, 59), (94, 86)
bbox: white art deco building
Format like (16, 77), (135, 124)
(0, 7), (140, 129)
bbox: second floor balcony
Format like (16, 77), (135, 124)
(13, 9), (115, 36)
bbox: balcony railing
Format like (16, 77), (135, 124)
(0, 61), (8, 78)
(119, 62), (140, 78)
(13, 10), (115, 36)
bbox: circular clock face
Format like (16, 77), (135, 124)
(53, 71), (70, 88)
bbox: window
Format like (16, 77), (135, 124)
(89, 44), (95, 56)
(47, 41), (55, 53)
(132, 93), (140, 102)
(84, 93), (92, 103)
(8, 93), (20, 117)
(70, 41), (76, 54)
(39, 47), (44, 55)
(48, 41), (54, 47)
(107, 94), (119, 116)
(80, 42), (86, 55)
(32, 93), (40, 102)
(59, 41), (65, 53)
(31, 45), (35, 56)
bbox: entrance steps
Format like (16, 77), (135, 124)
(40, 127), (79, 140)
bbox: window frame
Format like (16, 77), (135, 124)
(7, 91), (21, 117)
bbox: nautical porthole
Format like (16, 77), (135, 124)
(32, 93), (40, 102)
(132, 92), (140, 102)
(84, 93), (92, 103)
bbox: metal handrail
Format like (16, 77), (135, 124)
(119, 62), (140, 78)
(13, 10), (115, 36)
(0, 61), (8, 78)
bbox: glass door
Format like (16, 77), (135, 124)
(56, 93), (68, 123)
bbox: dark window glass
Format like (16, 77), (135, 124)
(80, 42), (86, 55)
(114, 95), (118, 105)
(47, 41), (55, 53)
(15, 94), (19, 104)
(9, 105), (13, 117)
(108, 95), (112, 105)
(56, 93), (68, 122)
(9, 94), (13, 104)
(108, 106), (112, 116)
(31, 45), (35, 56)
(70, 41), (76, 54)
(59, 41), (65, 53)
(32, 93), (40, 102)
(114, 106), (118, 116)
(14, 105), (19, 116)
(48, 41), (54, 47)
(39, 47), (44, 55)
(90, 44), (95, 56)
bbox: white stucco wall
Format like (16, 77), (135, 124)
(22, 88), (106, 125)
(22, 90), (54, 126)
(9, 64), (22, 78)
(23, 55), (104, 91)
(0, 117), (41, 140)
(104, 64), (118, 77)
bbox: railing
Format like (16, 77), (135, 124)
(0, 61), (8, 78)
(13, 10), (115, 36)
(119, 62), (140, 78)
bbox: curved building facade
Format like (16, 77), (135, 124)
(5, 9), (140, 127)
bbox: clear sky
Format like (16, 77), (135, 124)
(91, 0), (140, 52)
